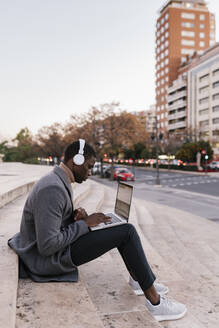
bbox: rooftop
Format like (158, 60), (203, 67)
(160, 0), (207, 14)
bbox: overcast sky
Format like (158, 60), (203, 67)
(0, 0), (219, 140)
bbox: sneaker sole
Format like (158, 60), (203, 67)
(154, 308), (187, 322)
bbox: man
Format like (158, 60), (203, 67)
(8, 139), (186, 322)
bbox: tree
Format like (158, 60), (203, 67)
(4, 128), (38, 162)
(36, 123), (66, 159)
(176, 140), (213, 163)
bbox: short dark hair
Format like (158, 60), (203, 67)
(64, 140), (96, 164)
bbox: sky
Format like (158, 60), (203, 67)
(0, 0), (219, 140)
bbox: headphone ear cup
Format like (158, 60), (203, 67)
(73, 154), (85, 165)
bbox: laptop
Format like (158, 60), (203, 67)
(91, 182), (133, 231)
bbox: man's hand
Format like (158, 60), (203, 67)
(83, 213), (111, 227)
(74, 207), (88, 221)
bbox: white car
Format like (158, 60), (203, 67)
(208, 161), (219, 170)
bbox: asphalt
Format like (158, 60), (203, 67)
(0, 162), (219, 328)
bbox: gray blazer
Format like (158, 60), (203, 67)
(8, 166), (89, 282)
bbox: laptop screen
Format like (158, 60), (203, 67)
(114, 182), (133, 220)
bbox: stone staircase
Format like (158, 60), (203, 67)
(1, 176), (219, 328)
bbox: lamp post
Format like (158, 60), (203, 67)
(154, 117), (160, 185)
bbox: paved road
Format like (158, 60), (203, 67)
(91, 168), (219, 224)
(132, 167), (219, 197)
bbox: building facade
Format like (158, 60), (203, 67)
(155, 0), (215, 134)
(187, 43), (219, 156)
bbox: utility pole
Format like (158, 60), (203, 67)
(155, 117), (160, 185)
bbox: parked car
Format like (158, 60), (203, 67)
(103, 165), (120, 178)
(113, 168), (134, 181)
(91, 162), (101, 175)
(208, 161), (219, 170)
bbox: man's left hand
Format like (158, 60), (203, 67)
(74, 207), (88, 221)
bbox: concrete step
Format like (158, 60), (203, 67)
(80, 252), (161, 328)
(0, 195), (26, 328)
(16, 279), (105, 328)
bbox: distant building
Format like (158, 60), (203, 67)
(155, 0), (215, 134)
(145, 105), (156, 134)
(167, 43), (219, 157)
(187, 43), (219, 156)
(167, 74), (187, 134)
(132, 106), (156, 134)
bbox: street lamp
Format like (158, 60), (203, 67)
(154, 117), (160, 185)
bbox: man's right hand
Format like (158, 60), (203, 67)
(84, 213), (111, 227)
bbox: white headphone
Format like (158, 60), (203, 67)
(73, 139), (85, 165)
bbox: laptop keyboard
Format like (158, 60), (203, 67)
(105, 213), (122, 225)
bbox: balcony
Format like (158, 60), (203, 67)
(167, 121), (186, 131)
(168, 111), (186, 121)
(167, 90), (186, 102)
(167, 99), (186, 111)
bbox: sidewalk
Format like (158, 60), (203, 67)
(0, 163), (219, 328)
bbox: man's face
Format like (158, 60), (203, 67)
(72, 156), (95, 184)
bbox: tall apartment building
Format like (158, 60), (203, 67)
(155, 0), (215, 134)
(187, 43), (219, 156)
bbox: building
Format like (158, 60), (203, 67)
(145, 105), (156, 134)
(167, 74), (187, 134)
(187, 43), (219, 156)
(155, 0), (215, 134)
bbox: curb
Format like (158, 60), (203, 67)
(0, 181), (36, 209)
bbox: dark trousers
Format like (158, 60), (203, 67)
(70, 223), (156, 291)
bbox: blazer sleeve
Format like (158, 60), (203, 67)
(33, 185), (89, 256)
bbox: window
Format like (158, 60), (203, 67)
(213, 118), (219, 124)
(213, 93), (219, 100)
(199, 120), (209, 127)
(165, 13), (169, 20)
(181, 30), (195, 37)
(165, 76), (169, 82)
(161, 35), (165, 42)
(213, 69), (219, 76)
(161, 44), (164, 50)
(181, 56), (187, 63)
(165, 58), (169, 65)
(157, 22), (160, 28)
(181, 48), (194, 55)
(200, 24), (204, 29)
(182, 22), (194, 28)
(181, 12), (195, 19)
(199, 108), (209, 116)
(165, 49), (169, 56)
(213, 81), (219, 88)
(200, 32), (205, 38)
(200, 14), (205, 21)
(165, 67), (169, 73)
(210, 40), (215, 46)
(157, 31), (160, 37)
(165, 22), (169, 29)
(199, 85), (209, 93)
(165, 31), (169, 38)
(161, 27), (164, 33)
(213, 105), (219, 113)
(199, 97), (209, 105)
(161, 61), (164, 68)
(161, 18), (164, 25)
(210, 32), (215, 39)
(181, 39), (195, 46)
(199, 74), (209, 82)
(200, 41), (205, 47)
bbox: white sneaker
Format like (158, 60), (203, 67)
(129, 276), (169, 296)
(145, 296), (187, 322)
